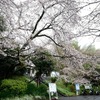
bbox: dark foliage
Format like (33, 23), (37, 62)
(31, 48), (56, 86)
(0, 52), (26, 79)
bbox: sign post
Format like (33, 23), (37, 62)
(75, 83), (80, 95)
(49, 83), (58, 100)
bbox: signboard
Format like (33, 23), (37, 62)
(75, 83), (80, 91)
(50, 71), (60, 77)
(85, 84), (92, 89)
(49, 83), (57, 92)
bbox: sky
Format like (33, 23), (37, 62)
(14, 0), (100, 49)
(77, 1), (100, 49)
(77, 37), (100, 49)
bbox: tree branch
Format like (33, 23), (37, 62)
(31, 24), (52, 39)
(32, 10), (45, 34)
(37, 34), (63, 47)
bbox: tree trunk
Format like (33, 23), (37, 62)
(37, 77), (40, 87)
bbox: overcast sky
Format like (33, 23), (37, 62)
(78, 1), (100, 49)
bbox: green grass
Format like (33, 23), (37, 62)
(56, 79), (76, 96)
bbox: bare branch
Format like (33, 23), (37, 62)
(37, 34), (63, 47)
(32, 9), (45, 34)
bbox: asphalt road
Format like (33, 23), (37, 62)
(59, 96), (100, 100)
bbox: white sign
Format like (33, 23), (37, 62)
(50, 71), (60, 77)
(85, 84), (92, 89)
(75, 83), (80, 91)
(49, 83), (57, 92)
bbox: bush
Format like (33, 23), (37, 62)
(51, 77), (57, 83)
(38, 84), (47, 95)
(26, 83), (36, 95)
(92, 85), (100, 95)
(80, 85), (85, 95)
(26, 82), (48, 99)
(11, 76), (27, 82)
(0, 79), (27, 97)
(33, 84), (48, 96)
(69, 84), (75, 93)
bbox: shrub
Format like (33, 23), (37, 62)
(38, 84), (47, 95)
(26, 83), (36, 95)
(33, 84), (48, 96)
(26, 83), (48, 99)
(80, 85), (85, 95)
(11, 76), (27, 82)
(0, 79), (27, 97)
(69, 84), (75, 93)
(51, 77), (57, 83)
(92, 85), (100, 95)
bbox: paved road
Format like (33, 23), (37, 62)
(59, 96), (100, 100)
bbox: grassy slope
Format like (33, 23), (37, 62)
(56, 79), (76, 96)
(45, 78), (76, 96)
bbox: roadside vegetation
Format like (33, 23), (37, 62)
(56, 79), (76, 96)
(0, 76), (48, 100)
(57, 79), (100, 96)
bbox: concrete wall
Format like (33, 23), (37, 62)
(59, 96), (100, 100)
